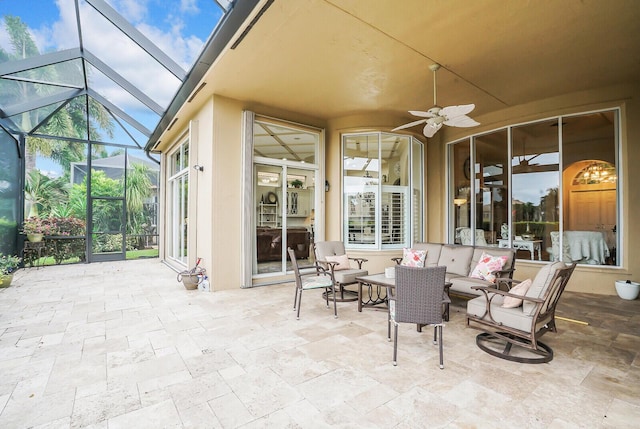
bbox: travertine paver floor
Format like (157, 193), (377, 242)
(0, 259), (639, 428)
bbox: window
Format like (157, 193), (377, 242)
(167, 140), (189, 265)
(342, 132), (423, 249)
(448, 109), (619, 266)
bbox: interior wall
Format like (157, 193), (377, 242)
(428, 84), (640, 295)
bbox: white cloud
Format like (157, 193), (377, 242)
(181, 0), (200, 14)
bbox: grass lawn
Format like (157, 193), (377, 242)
(126, 249), (159, 259)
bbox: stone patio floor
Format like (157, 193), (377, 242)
(1, 259), (639, 428)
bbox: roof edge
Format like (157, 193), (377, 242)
(144, 0), (262, 152)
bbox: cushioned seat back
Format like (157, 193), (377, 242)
(412, 242), (443, 266)
(314, 241), (346, 269)
(523, 261), (566, 315)
(437, 245), (474, 276)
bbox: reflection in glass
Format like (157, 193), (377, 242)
(451, 140), (470, 244)
(448, 110), (619, 266)
(475, 130), (508, 245)
(511, 120), (559, 261)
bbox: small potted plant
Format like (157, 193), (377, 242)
(0, 253), (21, 288)
(22, 216), (50, 242)
(291, 179), (303, 188)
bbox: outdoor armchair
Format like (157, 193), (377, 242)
(466, 261), (576, 363)
(313, 241), (368, 301)
(288, 247), (337, 319)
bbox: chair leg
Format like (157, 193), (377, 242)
(331, 285), (338, 318)
(387, 311), (391, 342)
(393, 323), (399, 366)
(296, 290), (302, 320)
(438, 325), (444, 369)
(293, 287), (299, 310)
(433, 326), (437, 345)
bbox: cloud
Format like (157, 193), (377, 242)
(44, 0), (207, 112)
(181, 0), (200, 14)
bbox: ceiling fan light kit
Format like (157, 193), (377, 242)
(393, 63), (480, 138)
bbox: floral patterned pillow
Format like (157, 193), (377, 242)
(470, 252), (509, 283)
(400, 248), (427, 267)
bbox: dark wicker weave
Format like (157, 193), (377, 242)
(390, 265), (447, 369)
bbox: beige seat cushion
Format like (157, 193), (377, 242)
(467, 295), (534, 332)
(333, 268), (368, 285)
(523, 262), (566, 315)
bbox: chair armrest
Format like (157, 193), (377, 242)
(316, 259), (339, 275)
(495, 268), (515, 278)
(471, 285), (545, 304)
(348, 257), (368, 269)
(391, 257), (402, 265)
(494, 277), (520, 291)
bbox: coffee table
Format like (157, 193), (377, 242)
(355, 273), (452, 321)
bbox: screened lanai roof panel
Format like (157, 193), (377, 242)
(79, 1), (183, 108)
(0, 0), (227, 142)
(7, 100), (67, 134)
(4, 59), (85, 88)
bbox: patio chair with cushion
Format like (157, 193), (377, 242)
(314, 241), (368, 301)
(466, 261), (576, 363)
(288, 247), (337, 319)
(388, 265), (449, 369)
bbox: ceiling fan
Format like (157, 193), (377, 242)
(392, 63), (480, 138)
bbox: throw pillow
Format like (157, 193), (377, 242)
(470, 252), (509, 283)
(325, 254), (351, 270)
(502, 278), (533, 308)
(400, 248), (427, 267)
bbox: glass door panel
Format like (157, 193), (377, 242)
(284, 168), (314, 271)
(255, 164), (283, 275)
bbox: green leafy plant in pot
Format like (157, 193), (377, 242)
(0, 253), (21, 288)
(22, 216), (52, 242)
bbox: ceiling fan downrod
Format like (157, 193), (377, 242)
(429, 63), (441, 106)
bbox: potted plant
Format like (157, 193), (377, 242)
(22, 216), (51, 242)
(291, 179), (303, 188)
(0, 253), (21, 288)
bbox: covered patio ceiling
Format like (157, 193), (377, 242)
(152, 0), (640, 147)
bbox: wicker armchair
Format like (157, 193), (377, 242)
(288, 247), (337, 319)
(388, 265), (449, 369)
(466, 262), (576, 363)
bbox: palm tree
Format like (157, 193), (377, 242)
(0, 15), (114, 176)
(24, 170), (69, 218)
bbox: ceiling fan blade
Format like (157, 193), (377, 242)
(444, 114), (480, 128)
(409, 110), (437, 118)
(439, 104), (476, 118)
(391, 119), (427, 131)
(423, 122), (442, 138)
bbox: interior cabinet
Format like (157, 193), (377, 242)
(284, 188), (311, 217)
(258, 202), (278, 227)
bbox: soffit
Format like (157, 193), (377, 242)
(189, 0), (640, 128)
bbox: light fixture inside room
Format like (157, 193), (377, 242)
(573, 161), (616, 185)
(453, 198), (467, 206)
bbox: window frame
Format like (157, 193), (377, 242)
(342, 131), (424, 250)
(446, 107), (621, 266)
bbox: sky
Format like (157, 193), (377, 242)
(0, 0), (224, 123)
(0, 0), (225, 177)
